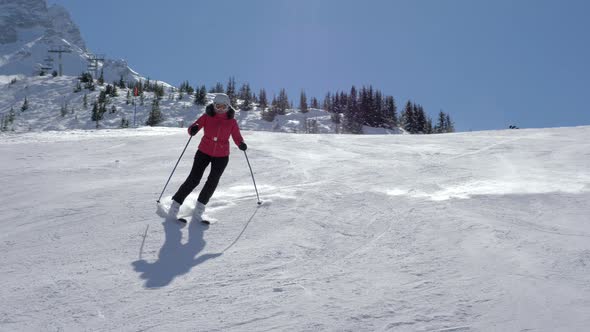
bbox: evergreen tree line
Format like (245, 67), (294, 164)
(72, 71), (455, 133)
(174, 78), (454, 134)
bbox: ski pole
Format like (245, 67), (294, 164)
(157, 135), (192, 204)
(243, 150), (262, 205)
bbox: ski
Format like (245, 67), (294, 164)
(176, 217), (216, 225)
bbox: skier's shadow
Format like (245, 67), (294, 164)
(132, 220), (221, 288)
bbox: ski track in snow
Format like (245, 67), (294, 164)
(1, 126), (590, 331)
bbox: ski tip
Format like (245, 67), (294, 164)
(201, 219), (211, 225)
(177, 218), (188, 223)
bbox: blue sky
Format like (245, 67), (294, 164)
(48, 0), (590, 131)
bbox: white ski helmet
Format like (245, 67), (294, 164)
(213, 93), (231, 106)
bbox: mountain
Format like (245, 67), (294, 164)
(1, 125), (589, 330)
(0, 0), (139, 83)
(0, 0), (401, 134)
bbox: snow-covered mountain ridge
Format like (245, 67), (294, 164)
(0, 0), (142, 87)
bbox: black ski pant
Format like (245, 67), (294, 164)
(172, 150), (229, 206)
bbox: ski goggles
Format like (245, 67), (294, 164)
(214, 103), (228, 112)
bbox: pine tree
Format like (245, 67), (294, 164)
(79, 72), (93, 83)
(426, 118), (433, 134)
(445, 113), (455, 133)
(402, 101), (415, 133)
(146, 98), (163, 126)
(310, 97), (319, 109)
(226, 77), (237, 107)
(415, 104), (427, 133)
(119, 75), (126, 89)
(121, 117), (129, 128)
(179, 80), (194, 94)
(435, 111), (446, 133)
(98, 90), (107, 105)
(21, 97), (29, 112)
(277, 88), (289, 115)
(91, 102), (100, 122)
(210, 82), (224, 93)
(262, 95), (279, 122)
(195, 85), (207, 105)
(240, 83), (253, 111)
(153, 83), (165, 100)
(375, 90), (384, 126)
(83, 94), (88, 109)
(299, 90), (308, 113)
(258, 89), (268, 110)
(384, 96), (398, 128)
(323, 93), (332, 112)
(126, 90), (131, 105)
(344, 86), (362, 134)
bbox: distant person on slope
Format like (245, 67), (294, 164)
(167, 93), (247, 221)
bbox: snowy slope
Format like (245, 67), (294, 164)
(1, 126), (589, 331)
(1, 74), (388, 134)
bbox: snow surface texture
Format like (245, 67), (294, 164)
(1, 126), (590, 331)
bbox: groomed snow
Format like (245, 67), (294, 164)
(1, 126), (589, 331)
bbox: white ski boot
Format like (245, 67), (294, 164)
(167, 200), (181, 221)
(193, 201), (206, 220)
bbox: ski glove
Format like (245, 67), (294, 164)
(189, 125), (199, 136)
(238, 142), (247, 151)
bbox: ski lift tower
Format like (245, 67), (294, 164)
(87, 53), (106, 80)
(40, 55), (53, 74)
(48, 46), (72, 76)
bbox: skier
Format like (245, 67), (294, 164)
(167, 93), (247, 222)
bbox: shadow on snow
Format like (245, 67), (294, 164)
(132, 220), (221, 288)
